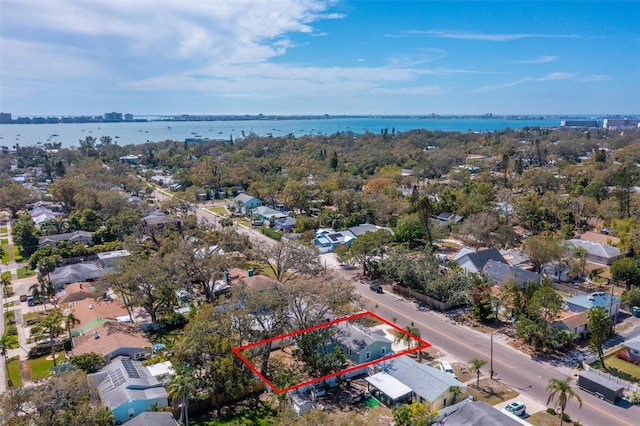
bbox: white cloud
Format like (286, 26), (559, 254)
(535, 72), (575, 81)
(515, 55), (559, 64)
(472, 78), (532, 93)
(580, 74), (608, 82)
(371, 86), (443, 95)
(409, 30), (582, 41)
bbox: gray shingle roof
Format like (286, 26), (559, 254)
(382, 355), (465, 403)
(483, 260), (541, 287)
(442, 401), (522, 426)
(125, 412), (178, 426)
(457, 249), (507, 273)
(334, 323), (389, 354)
(567, 239), (620, 259)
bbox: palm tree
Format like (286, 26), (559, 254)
(547, 377), (582, 426)
(404, 323), (422, 361)
(31, 309), (64, 366)
(65, 312), (80, 340)
(168, 372), (197, 426)
(469, 358), (487, 389)
(29, 282), (43, 310)
(1, 273), (11, 314)
(451, 385), (462, 404)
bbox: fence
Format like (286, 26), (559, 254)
(582, 348), (640, 394)
(392, 286), (450, 312)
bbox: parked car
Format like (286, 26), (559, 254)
(504, 401), (526, 416)
(369, 284), (383, 293)
(439, 360), (457, 379)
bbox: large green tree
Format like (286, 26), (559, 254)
(12, 214), (40, 257)
(611, 257), (640, 290)
(587, 306), (613, 367)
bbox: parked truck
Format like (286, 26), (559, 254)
(578, 370), (624, 404)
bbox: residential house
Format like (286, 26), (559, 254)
(565, 292), (621, 318)
(57, 282), (95, 305)
(253, 205), (287, 222)
(142, 210), (176, 227)
(347, 223), (392, 237)
(456, 249), (507, 274)
(73, 322), (153, 362)
(89, 357), (168, 425)
(50, 261), (107, 287)
(274, 216), (297, 233)
(227, 267), (279, 293)
(366, 355), (468, 410)
(125, 412), (178, 426)
(623, 335), (640, 364)
(38, 230), (93, 248)
(441, 400), (523, 426)
(482, 260), (542, 288)
(233, 193), (262, 214)
(334, 322), (392, 365)
(96, 250), (131, 268)
(499, 249), (532, 270)
(314, 230), (357, 254)
(433, 212), (464, 226)
(150, 174), (173, 187)
(566, 239), (620, 266)
(554, 311), (589, 339)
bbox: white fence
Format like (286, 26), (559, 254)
(582, 363), (640, 394)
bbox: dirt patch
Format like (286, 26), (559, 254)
(468, 378), (519, 405)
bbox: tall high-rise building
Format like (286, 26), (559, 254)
(0, 112), (12, 124)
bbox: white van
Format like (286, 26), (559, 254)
(439, 360), (457, 379)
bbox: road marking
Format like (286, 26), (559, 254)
(367, 294), (514, 369)
(581, 400), (634, 426)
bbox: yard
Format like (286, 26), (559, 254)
(590, 351), (640, 385)
(206, 206), (228, 215)
(528, 410), (576, 425)
(7, 357), (22, 388)
(28, 351), (66, 380)
(467, 378), (519, 406)
(189, 402), (277, 426)
(16, 266), (34, 279)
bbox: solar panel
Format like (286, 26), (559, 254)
(121, 358), (141, 379)
(108, 369), (126, 388)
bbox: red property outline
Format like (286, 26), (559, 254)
(232, 311), (431, 394)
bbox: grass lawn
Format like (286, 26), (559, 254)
(206, 206), (228, 215)
(591, 352), (640, 384)
(28, 351), (66, 380)
(1, 244), (8, 264)
(528, 410), (575, 425)
(468, 379), (519, 406)
(0, 226), (7, 234)
(17, 266), (34, 279)
(14, 250), (24, 263)
(189, 403), (277, 426)
(7, 357), (22, 389)
(23, 311), (48, 326)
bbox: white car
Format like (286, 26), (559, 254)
(439, 360), (457, 379)
(505, 401), (526, 417)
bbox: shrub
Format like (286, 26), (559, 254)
(630, 392), (640, 404)
(547, 407), (556, 415)
(260, 226), (282, 240)
(616, 349), (640, 366)
(562, 413), (571, 422)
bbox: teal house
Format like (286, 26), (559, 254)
(89, 357), (168, 425)
(334, 323), (392, 365)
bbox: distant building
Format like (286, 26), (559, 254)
(124, 113), (134, 121)
(0, 112), (12, 124)
(561, 120), (600, 128)
(104, 112), (123, 121)
(603, 118), (640, 130)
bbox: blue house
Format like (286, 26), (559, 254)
(566, 292), (621, 318)
(274, 216), (297, 233)
(233, 193), (262, 214)
(89, 357), (168, 425)
(314, 229), (357, 254)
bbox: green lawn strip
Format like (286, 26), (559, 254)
(1, 248), (9, 264)
(0, 226), (7, 234)
(28, 351), (66, 380)
(7, 357), (22, 388)
(206, 206), (228, 215)
(591, 353), (640, 384)
(189, 403), (277, 426)
(1, 238), (7, 246)
(527, 410), (574, 426)
(13, 249), (24, 263)
(17, 266), (34, 279)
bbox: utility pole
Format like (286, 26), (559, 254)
(490, 331), (494, 380)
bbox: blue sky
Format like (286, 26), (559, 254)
(1, 0), (638, 116)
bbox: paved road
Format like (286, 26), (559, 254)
(350, 282), (640, 426)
